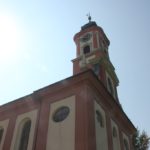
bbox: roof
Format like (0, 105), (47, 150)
(81, 21), (97, 30)
(0, 69), (136, 133)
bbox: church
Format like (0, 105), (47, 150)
(0, 18), (136, 150)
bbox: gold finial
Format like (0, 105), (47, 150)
(87, 13), (92, 22)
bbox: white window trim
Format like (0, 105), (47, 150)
(10, 109), (38, 150)
(111, 119), (121, 150)
(122, 132), (130, 150)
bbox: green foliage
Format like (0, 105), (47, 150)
(133, 129), (150, 150)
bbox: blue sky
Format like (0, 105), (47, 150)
(0, 0), (150, 142)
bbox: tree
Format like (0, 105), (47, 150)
(133, 128), (150, 150)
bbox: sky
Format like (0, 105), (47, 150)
(0, 0), (150, 144)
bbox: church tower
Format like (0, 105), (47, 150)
(72, 17), (119, 101)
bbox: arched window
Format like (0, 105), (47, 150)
(17, 119), (31, 150)
(96, 110), (104, 127)
(0, 127), (4, 144)
(83, 45), (90, 54)
(112, 126), (117, 138)
(124, 139), (129, 150)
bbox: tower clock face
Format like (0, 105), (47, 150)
(80, 33), (92, 42)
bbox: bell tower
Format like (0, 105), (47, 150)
(72, 17), (119, 101)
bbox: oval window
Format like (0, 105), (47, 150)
(53, 106), (70, 122)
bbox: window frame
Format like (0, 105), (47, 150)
(18, 119), (31, 150)
(14, 118), (32, 150)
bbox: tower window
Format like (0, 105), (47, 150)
(96, 110), (104, 127)
(0, 127), (4, 144)
(93, 64), (100, 76)
(123, 139), (129, 150)
(107, 77), (114, 96)
(18, 119), (31, 150)
(83, 45), (90, 54)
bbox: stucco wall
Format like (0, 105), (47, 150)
(111, 119), (121, 150)
(46, 95), (75, 150)
(94, 100), (108, 150)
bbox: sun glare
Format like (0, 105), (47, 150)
(0, 14), (20, 63)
